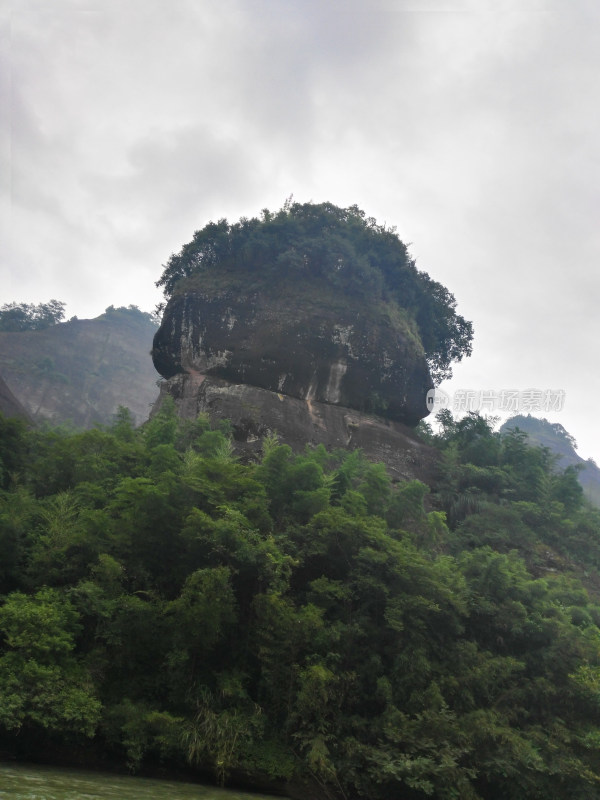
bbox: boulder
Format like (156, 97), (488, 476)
(152, 280), (433, 427)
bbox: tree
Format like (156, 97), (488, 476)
(0, 588), (101, 737)
(2, 402), (600, 797)
(0, 300), (65, 331)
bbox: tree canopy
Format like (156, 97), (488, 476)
(101, 304), (160, 327)
(1, 405), (600, 798)
(0, 300), (65, 332)
(156, 201), (473, 383)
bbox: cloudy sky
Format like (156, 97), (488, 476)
(1, 0), (599, 459)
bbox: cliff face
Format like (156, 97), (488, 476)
(0, 308), (160, 428)
(152, 276), (436, 481)
(154, 372), (438, 483)
(152, 281), (433, 427)
(0, 374), (32, 422)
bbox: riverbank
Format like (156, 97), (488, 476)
(0, 761), (285, 800)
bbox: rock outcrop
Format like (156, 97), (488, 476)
(154, 373), (438, 482)
(152, 281), (433, 426)
(152, 275), (437, 481)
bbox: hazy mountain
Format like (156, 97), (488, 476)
(0, 306), (160, 428)
(500, 414), (600, 506)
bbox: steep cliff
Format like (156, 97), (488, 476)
(153, 373), (438, 483)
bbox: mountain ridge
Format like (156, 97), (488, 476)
(500, 414), (600, 506)
(0, 306), (160, 428)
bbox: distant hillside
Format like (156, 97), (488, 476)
(0, 306), (160, 428)
(500, 414), (600, 506)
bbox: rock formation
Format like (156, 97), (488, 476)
(151, 276), (437, 482)
(152, 281), (433, 424)
(150, 200), (476, 481)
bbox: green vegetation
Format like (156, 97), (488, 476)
(0, 300), (66, 332)
(1, 405), (600, 798)
(500, 414), (600, 508)
(156, 201), (473, 383)
(101, 304), (161, 327)
(0, 301), (158, 333)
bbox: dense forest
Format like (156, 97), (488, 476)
(2, 405), (600, 799)
(156, 201), (473, 384)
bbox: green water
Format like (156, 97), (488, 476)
(0, 763), (279, 800)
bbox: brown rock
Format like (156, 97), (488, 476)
(152, 281), (433, 426)
(152, 374), (438, 484)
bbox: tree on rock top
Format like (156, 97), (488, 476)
(156, 201), (473, 384)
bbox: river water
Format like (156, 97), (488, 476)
(0, 762), (281, 800)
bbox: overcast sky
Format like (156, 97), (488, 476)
(1, 0), (599, 459)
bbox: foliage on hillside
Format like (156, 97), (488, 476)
(1, 406), (600, 799)
(100, 304), (161, 327)
(156, 201), (473, 383)
(0, 301), (65, 332)
(500, 415), (577, 457)
(500, 414), (600, 507)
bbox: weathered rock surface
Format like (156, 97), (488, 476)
(0, 309), (160, 428)
(0, 374), (32, 422)
(152, 374), (438, 484)
(152, 285), (433, 426)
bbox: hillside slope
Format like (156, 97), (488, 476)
(500, 415), (600, 506)
(0, 306), (159, 428)
(0, 374), (32, 422)
(2, 406), (600, 799)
